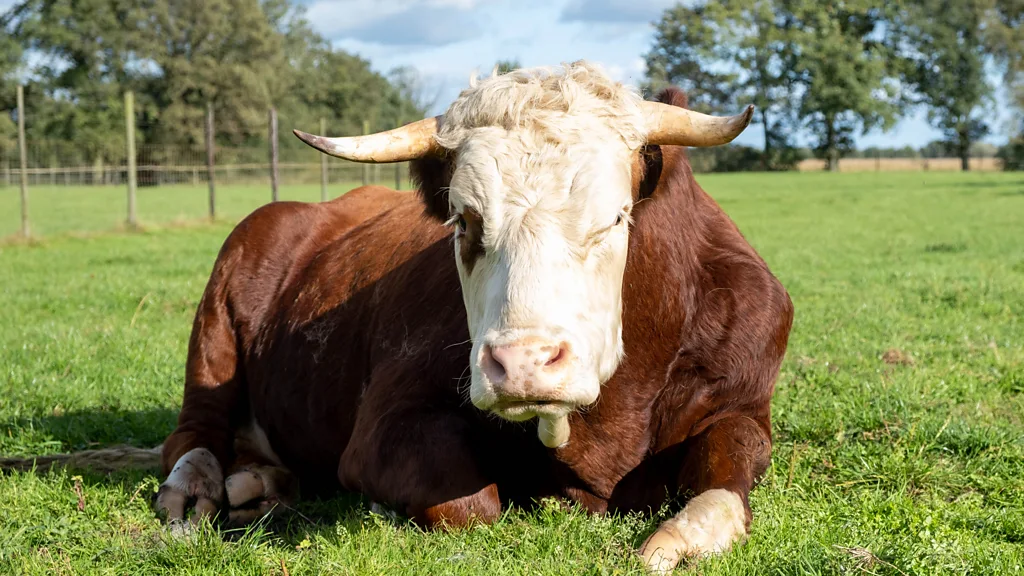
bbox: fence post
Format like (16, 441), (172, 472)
(361, 119), (370, 186)
(206, 102), (216, 219)
(394, 108), (403, 190)
(17, 85), (30, 237)
(124, 91), (138, 229)
(269, 107), (279, 202)
(319, 117), (328, 202)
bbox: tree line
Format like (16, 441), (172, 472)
(645, 0), (1024, 171)
(2, 1), (1023, 173)
(0, 0), (433, 166)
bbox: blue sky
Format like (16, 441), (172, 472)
(301, 0), (1016, 149)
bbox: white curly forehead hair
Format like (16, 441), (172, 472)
(435, 61), (648, 153)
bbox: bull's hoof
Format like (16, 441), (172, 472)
(637, 489), (748, 573)
(154, 448), (297, 529)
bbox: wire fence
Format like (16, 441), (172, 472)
(1, 89), (416, 239)
(0, 143), (405, 188)
(796, 157), (1003, 172)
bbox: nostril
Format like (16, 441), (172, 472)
(545, 347), (564, 366)
(544, 342), (572, 369)
(481, 344), (507, 383)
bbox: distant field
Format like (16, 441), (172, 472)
(0, 172), (1022, 574)
(798, 157), (1004, 172)
(0, 181), (371, 239)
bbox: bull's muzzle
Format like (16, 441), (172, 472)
(476, 337), (578, 448)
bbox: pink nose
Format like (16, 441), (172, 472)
(481, 338), (574, 401)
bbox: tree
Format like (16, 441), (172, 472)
(388, 66), (438, 121)
(647, 0), (856, 169)
(1, 0), (426, 159)
(0, 11), (22, 158)
(4, 0), (154, 162)
(493, 59), (521, 75)
(644, 2), (739, 113)
(141, 0), (289, 148)
(784, 1), (902, 171)
(895, 0), (1006, 171)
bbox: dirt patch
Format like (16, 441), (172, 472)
(882, 349), (914, 366)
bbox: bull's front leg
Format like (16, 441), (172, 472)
(339, 416), (502, 528)
(338, 372), (502, 529)
(639, 416), (772, 573)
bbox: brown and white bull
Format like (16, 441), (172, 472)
(150, 62), (792, 572)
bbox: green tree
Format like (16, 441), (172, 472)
(4, 0), (152, 162)
(644, 2), (739, 113)
(494, 59), (521, 75)
(0, 11), (22, 158)
(646, 0), (900, 171)
(646, 0), (797, 169)
(785, 1), (902, 171)
(895, 0), (1010, 171)
(141, 0), (287, 148)
(2, 0), (426, 160)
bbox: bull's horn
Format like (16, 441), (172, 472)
(642, 102), (754, 147)
(292, 116), (443, 163)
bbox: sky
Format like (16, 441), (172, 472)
(301, 0), (1016, 149)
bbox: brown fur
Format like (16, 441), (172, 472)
(159, 88), (794, 528)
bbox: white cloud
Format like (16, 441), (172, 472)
(560, 0), (675, 23)
(306, 0), (486, 46)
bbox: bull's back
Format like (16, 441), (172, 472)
(217, 186), (409, 343)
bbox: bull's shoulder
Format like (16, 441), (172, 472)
(688, 217), (793, 371)
(201, 190), (419, 340)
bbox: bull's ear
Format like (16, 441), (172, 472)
(633, 86), (692, 201)
(635, 144), (663, 202)
(410, 156), (454, 221)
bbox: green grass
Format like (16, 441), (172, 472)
(0, 182), (366, 238)
(1, 171), (1022, 574)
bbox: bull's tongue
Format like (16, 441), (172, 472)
(537, 414), (570, 448)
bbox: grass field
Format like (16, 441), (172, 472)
(0, 181), (367, 239)
(1, 172), (1022, 574)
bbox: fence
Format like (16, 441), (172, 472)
(0, 88), (1012, 239)
(797, 157), (1004, 172)
(1, 89), (413, 239)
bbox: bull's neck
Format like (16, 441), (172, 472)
(552, 148), (712, 497)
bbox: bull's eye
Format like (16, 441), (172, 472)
(614, 214), (624, 226)
(457, 215), (468, 234)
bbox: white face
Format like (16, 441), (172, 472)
(447, 125), (635, 422)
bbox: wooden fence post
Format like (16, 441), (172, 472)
(17, 85), (29, 238)
(320, 117), (328, 202)
(125, 91), (138, 229)
(269, 108), (279, 202)
(206, 102), (216, 219)
(394, 108), (403, 190)
(361, 119), (370, 186)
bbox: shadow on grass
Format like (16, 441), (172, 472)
(2, 407), (179, 455)
(953, 178), (1024, 190)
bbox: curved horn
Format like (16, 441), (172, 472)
(292, 116), (443, 163)
(642, 102), (754, 147)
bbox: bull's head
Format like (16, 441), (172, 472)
(295, 62), (751, 448)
